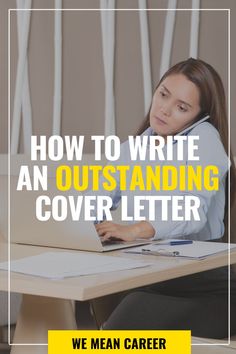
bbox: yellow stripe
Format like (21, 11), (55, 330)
(48, 330), (191, 354)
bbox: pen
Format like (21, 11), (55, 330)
(141, 249), (180, 257)
(158, 240), (193, 246)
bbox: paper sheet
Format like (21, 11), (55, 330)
(0, 251), (152, 279)
(125, 241), (236, 259)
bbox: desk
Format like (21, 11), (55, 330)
(1, 241), (236, 354)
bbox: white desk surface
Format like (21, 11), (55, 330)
(1, 241), (236, 301)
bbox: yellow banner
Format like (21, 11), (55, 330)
(48, 330), (191, 354)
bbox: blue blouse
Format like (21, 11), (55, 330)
(95, 122), (229, 241)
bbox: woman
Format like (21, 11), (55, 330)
(94, 58), (236, 338)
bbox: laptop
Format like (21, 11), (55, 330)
(0, 155), (150, 252)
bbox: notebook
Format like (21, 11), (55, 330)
(125, 240), (236, 259)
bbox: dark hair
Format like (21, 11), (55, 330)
(137, 58), (236, 212)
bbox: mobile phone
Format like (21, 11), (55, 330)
(175, 114), (210, 137)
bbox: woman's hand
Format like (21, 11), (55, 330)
(95, 221), (155, 242)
